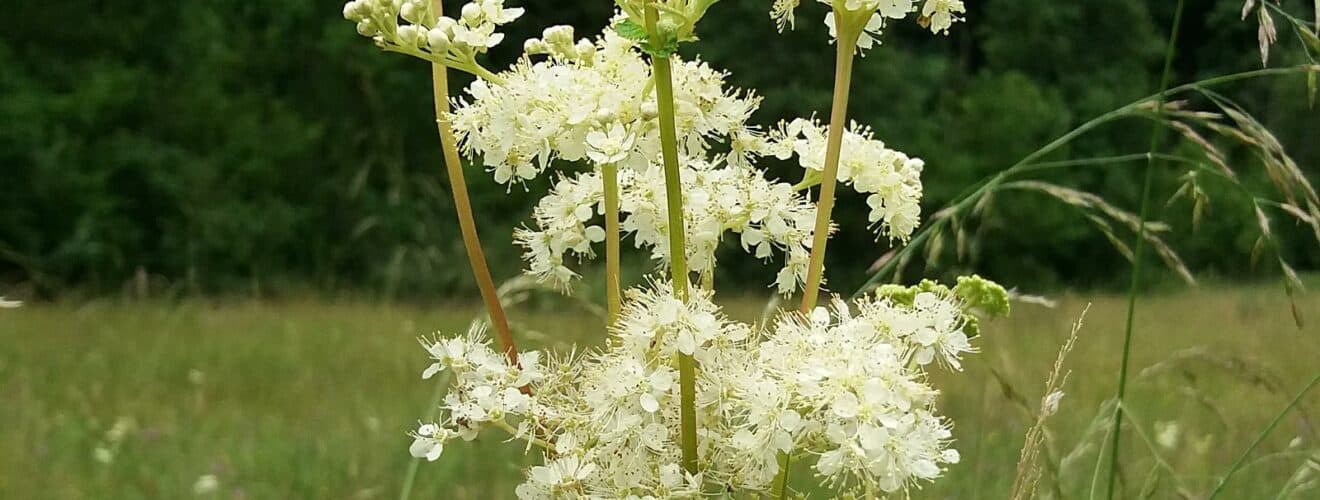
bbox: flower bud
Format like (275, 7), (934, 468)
(435, 16), (457, 32)
(523, 38), (549, 55)
(461, 3), (481, 23)
(356, 19), (377, 37)
(342, 1), (363, 21)
(396, 24), (422, 47)
(428, 28), (451, 50)
(575, 40), (596, 60)
(400, 2), (416, 22)
(542, 26), (574, 48)
(641, 102), (659, 120)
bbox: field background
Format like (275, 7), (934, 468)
(3, 283), (1317, 499)
(4, 0), (1320, 498)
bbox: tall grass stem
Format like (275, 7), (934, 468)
(1208, 371), (1320, 498)
(1106, 0), (1186, 497)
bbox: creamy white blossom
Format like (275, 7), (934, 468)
(343, 0), (523, 57)
(770, 117), (925, 241)
(921, 0), (966, 35)
(771, 0), (964, 49)
(408, 281), (976, 497)
(514, 158), (819, 294)
(450, 29), (766, 185)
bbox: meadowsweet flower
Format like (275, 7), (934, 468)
(515, 158), (818, 293)
(921, 0), (966, 35)
(342, 0), (523, 60)
(586, 122), (636, 165)
(770, 0), (963, 48)
(451, 29), (767, 185)
(771, 118), (924, 240)
(409, 423), (453, 461)
(825, 11), (887, 51)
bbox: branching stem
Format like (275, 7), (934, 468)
(644, 0), (699, 475)
(799, 12), (861, 314)
(429, 0), (519, 366)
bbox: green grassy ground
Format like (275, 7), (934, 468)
(1, 285), (1317, 499)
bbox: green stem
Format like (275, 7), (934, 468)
(603, 162), (622, 325)
(427, 0), (520, 370)
(399, 372), (451, 500)
(644, 1), (698, 475)
(1209, 371), (1320, 498)
(1106, 1), (1185, 497)
(491, 419), (555, 450)
(772, 451), (792, 499)
(799, 19), (860, 314)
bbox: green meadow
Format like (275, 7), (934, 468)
(2, 284), (1317, 499)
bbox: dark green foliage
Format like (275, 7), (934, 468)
(1, 0), (1315, 298)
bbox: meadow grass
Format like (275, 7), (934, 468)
(1, 284), (1317, 499)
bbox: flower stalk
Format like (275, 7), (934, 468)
(799, 10), (863, 314)
(644, 0), (700, 475)
(603, 162), (622, 324)
(430, 0), (519, 366)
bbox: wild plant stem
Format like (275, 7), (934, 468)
(1209, 371), (1320, 498)
(644, 1), (699, 475)
(1106, 0), (1185, 497)
(799, 23), (859, 314)
(428, 6), (520, 367)
(398, 372), (450, 500)
(603, 162), (622, 324)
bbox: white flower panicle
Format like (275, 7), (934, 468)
(411, 281), (978, 497)
(515, 159), (819, 294)
(343, 0), (523, 60)
(770, 118), (925, 241)
(344, 3), (995, 497)
(450, 29), (766, 185)
(772, 0), (966, 49)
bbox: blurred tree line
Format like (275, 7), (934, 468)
(1, 0), (1316, 299)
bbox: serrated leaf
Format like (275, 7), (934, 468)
(613, 19), (648, 41)
(640, 38), (680, 57)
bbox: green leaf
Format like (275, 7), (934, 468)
(613, 19), (648, 41)
(1309, 72), (1317, 109)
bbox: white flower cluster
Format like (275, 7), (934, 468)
(514, 158), (819, 294)
(411, 281), (973, 497)
(343, 0), (523, 58)
(772, 0), (966, 51)
(409, 325), (544, 461)
(770, 118), (925, 241)
(450, 29), (764, 184)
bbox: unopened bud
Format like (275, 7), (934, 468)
(524, 38), (549, 55)
(428, 28), (451, 50)
(461, 3), (481, 23)
(356, 20), (377, 37)
(575, 40), (596, 60)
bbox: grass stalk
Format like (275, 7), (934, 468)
(603, 162), (622, 324)
(799, 20), (860, 314)
(1105, 0), (1186, 497)
(644, 0), (699, 475)
(851, 64), (1320, 297)
(1208, 371), (1320, 498)
(428, 0), (519, 366)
